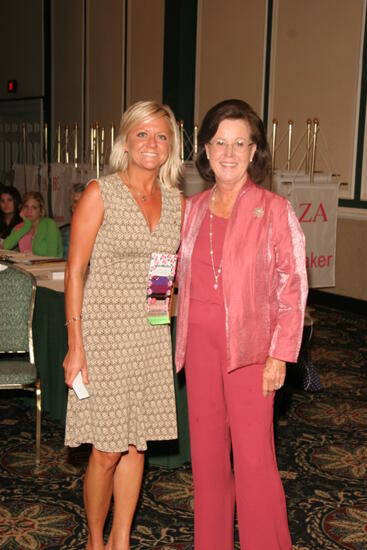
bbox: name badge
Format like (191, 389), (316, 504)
(146, 252), (177, 325)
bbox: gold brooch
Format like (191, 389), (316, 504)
(254, 207), (264, 218)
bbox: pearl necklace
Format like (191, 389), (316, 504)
(209, 187), (223, 290)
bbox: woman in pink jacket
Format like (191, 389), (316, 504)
(175, 99), (308, 550)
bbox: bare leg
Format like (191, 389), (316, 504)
(105, 445), (145, 550)
(84, 447), (122, 550)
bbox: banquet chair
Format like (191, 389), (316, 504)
(0, 262), (41, 464)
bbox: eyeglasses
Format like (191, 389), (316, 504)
(208, 138), (254, 154)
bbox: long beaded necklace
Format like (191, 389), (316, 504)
(209, 187), (223, 290)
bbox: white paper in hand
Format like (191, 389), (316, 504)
(72, 371), (90, 399)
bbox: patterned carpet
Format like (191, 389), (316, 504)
(0, 304), (366, 549)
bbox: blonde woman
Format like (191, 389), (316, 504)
(2, 191), (62, 257)
(63, 100), (184, 550)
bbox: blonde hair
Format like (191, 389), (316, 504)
(21, 191), (46, 217)
(109, 100), (182, 191)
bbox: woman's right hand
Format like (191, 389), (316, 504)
(19, 209), (32, 230)
(63, 346), (88, 388)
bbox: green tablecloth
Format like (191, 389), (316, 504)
(32, 287), (69, 425)
(32, 287), (190, 467)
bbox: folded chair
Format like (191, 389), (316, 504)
(0, 262), (41, 464)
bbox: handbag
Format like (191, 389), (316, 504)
(298, 350), (323, 392)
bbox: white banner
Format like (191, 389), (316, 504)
(273, 173), (339, 288)
(12, 163), (40, 196)
(182, 161), (207, 197)
(49, 164), (108, 225)
(72, 164), (105, 185)
(49, 163), (74, 226)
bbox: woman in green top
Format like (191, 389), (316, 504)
(2, 191), (63, 258)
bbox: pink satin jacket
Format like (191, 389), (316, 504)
(175, 179), (308, 373)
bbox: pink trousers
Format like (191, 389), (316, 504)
(185, 299), (292, 550)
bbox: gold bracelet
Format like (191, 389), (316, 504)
(65, 314), (83, 326)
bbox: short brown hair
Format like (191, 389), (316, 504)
(196, 99), (271, 184)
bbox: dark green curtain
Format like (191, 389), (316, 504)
(163, 0), (197, 156)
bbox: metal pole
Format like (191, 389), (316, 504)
(287, 119), (293, 171)
(44, 123), (48, 165)
(90, 124), (94, 169)
(74, 122), (78, 168)
(180, 120), (184, 163)
(57, 122), (61, 163)
(306, 118), (312, 173)
(193, 124), (198, 162)
(22, 122), (28, 192)
(310, 118), (319, 183)
(100, 126), (105, 172)
(96, 122), (100, 178)
(65, 124), (69, 164)
(271, 118), (277, 174)
(111, 123), (115, 151)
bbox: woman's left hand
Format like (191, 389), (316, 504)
(262, 356), (286, 397)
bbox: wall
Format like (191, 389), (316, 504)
(327, 217), (367, 300)
(50, 0), (125, 163)
(193, 0), (367, 301)
(51, 0), (165, 161)
(51, 0), (84, 161)
(126, 0), (165, 106)
(268, 0), (364, 198)
(86, 0), (124, 128)
(266, 0), (367, 300)
(195, 0), (267, 124)
(1, 0), (366, 300)
(0, 0), (44, 180)
(0, 0), (43, 100)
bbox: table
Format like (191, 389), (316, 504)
(32, 286), (69, 425)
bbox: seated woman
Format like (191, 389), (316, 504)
(0, 186), (22, 240)
(2, 191), (63, 257)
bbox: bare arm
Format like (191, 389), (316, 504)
(63, 181), (104, 387)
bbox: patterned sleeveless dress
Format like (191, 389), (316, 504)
(65, 173), (182, 452)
